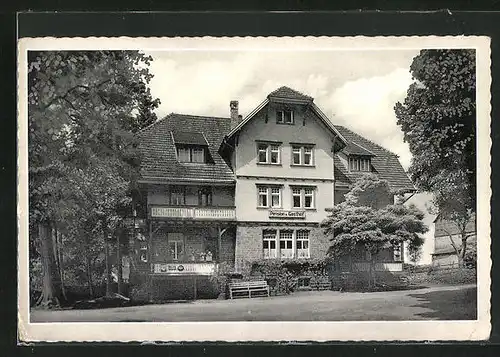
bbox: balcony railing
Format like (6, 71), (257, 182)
(150, 206), (236, 220)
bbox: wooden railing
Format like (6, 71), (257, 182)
(150, 206), (236, 220)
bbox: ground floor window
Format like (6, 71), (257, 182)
(296, 230), (310, 258)
(279, 230), (294, 258)
(263, 229), (278, 259)
(297, 277), (311, 288)
(262, 228), (311, 259)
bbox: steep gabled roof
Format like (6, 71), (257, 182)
(333, 125), (415, 192)
(138, 114), (235, 184)
(267, 86), (313, 102)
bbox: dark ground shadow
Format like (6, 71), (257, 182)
(408, 286), (477, 320)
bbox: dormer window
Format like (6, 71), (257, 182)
(171, 130), (209, 164)
(276, 110), (294, 125)
(348, 156), (371, 172)
(177, 145), (205, 163)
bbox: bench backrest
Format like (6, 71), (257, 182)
(229, 281), (268, 288)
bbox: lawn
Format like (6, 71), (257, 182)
(30, 284), (477, 322)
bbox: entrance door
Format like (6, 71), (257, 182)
(168, 233), (184, 262)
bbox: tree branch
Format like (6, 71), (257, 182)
(442, 228), (460, 257)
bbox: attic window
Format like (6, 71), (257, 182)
(171, 130), (209, 164)
(177, 145), (206, 163)
(348, 156), (371, 172)
(276, 110), (294, 125)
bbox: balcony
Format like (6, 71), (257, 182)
(150, 205), (236, 221)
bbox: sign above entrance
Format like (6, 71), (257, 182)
(268, 210), (306, 219)
(153, 263), (217, 275)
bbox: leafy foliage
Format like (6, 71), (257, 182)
(321, 174), (427, 284)
(394, 49), (476, 215)
(250, 258), (331, 295)
(394, 49), (476, 267)
(28, 51), (160, 305)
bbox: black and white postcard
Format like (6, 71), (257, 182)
(17, 36), (491, 342)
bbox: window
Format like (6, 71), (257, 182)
(304, 147), (313, 165)
(192, 148), (205, 163)
(177, 147), (191, 162)
(292, 187), (302, 208)
(263, 230), (277, 259)
(279, 231), (294, 258)
(168, 233), (184, 261)
(262, 229), (311, 260)
(349, 156), (371, 172)
(258, 144), (268, 163)
(258, 186), (268, 207)
(292, 147), (301, 165)
(271, 187), (281, 207)
(257, 143), (281, 164)
(304, 188), (314, 209)
(291, 146), (314, 166)
(177, 146), (206, 163)
(270, 145), (280, 164)
(276, 110), (294, 124)
(198, 187), (213, 206)
(257, 186), (282, 208)
(292, 187), (316, 209)
(170, 186), (185, 205)
(296, 230), (310, 258)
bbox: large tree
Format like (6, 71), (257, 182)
(321, 175), (427, 286)
(394, 49), (476, 267)
(28, 51), (160, 306)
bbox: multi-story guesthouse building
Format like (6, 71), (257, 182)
(132, 86), (415, 300)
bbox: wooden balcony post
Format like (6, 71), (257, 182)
(148, 220), (153, 302)
(218, 226), (222, 263)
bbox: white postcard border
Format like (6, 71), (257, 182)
(17, 36), (492, 342)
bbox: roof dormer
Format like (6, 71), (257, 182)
(171, 130), (211, 164)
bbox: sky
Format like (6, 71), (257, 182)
(145, 49), (421, 170)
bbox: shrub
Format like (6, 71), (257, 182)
(250, 258), (331, 295)
(208, 261), (233, 298)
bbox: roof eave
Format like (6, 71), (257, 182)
(267, 96), (313, 105)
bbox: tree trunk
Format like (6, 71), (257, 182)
(116, 231), (123, 295)
(38, 221), (64, 307)
(84, 245), (94, 297)
(459, 234), (468, 268)
(104, 230), (112, 297)
(54, 227), (66, 300)
(368, 257), (374, 288)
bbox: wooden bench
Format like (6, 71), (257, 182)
(228, 280), (270, 299)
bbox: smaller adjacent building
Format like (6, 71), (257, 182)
(431, 214), (477, 267)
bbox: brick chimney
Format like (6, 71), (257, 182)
(230, 100), (239, 128)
